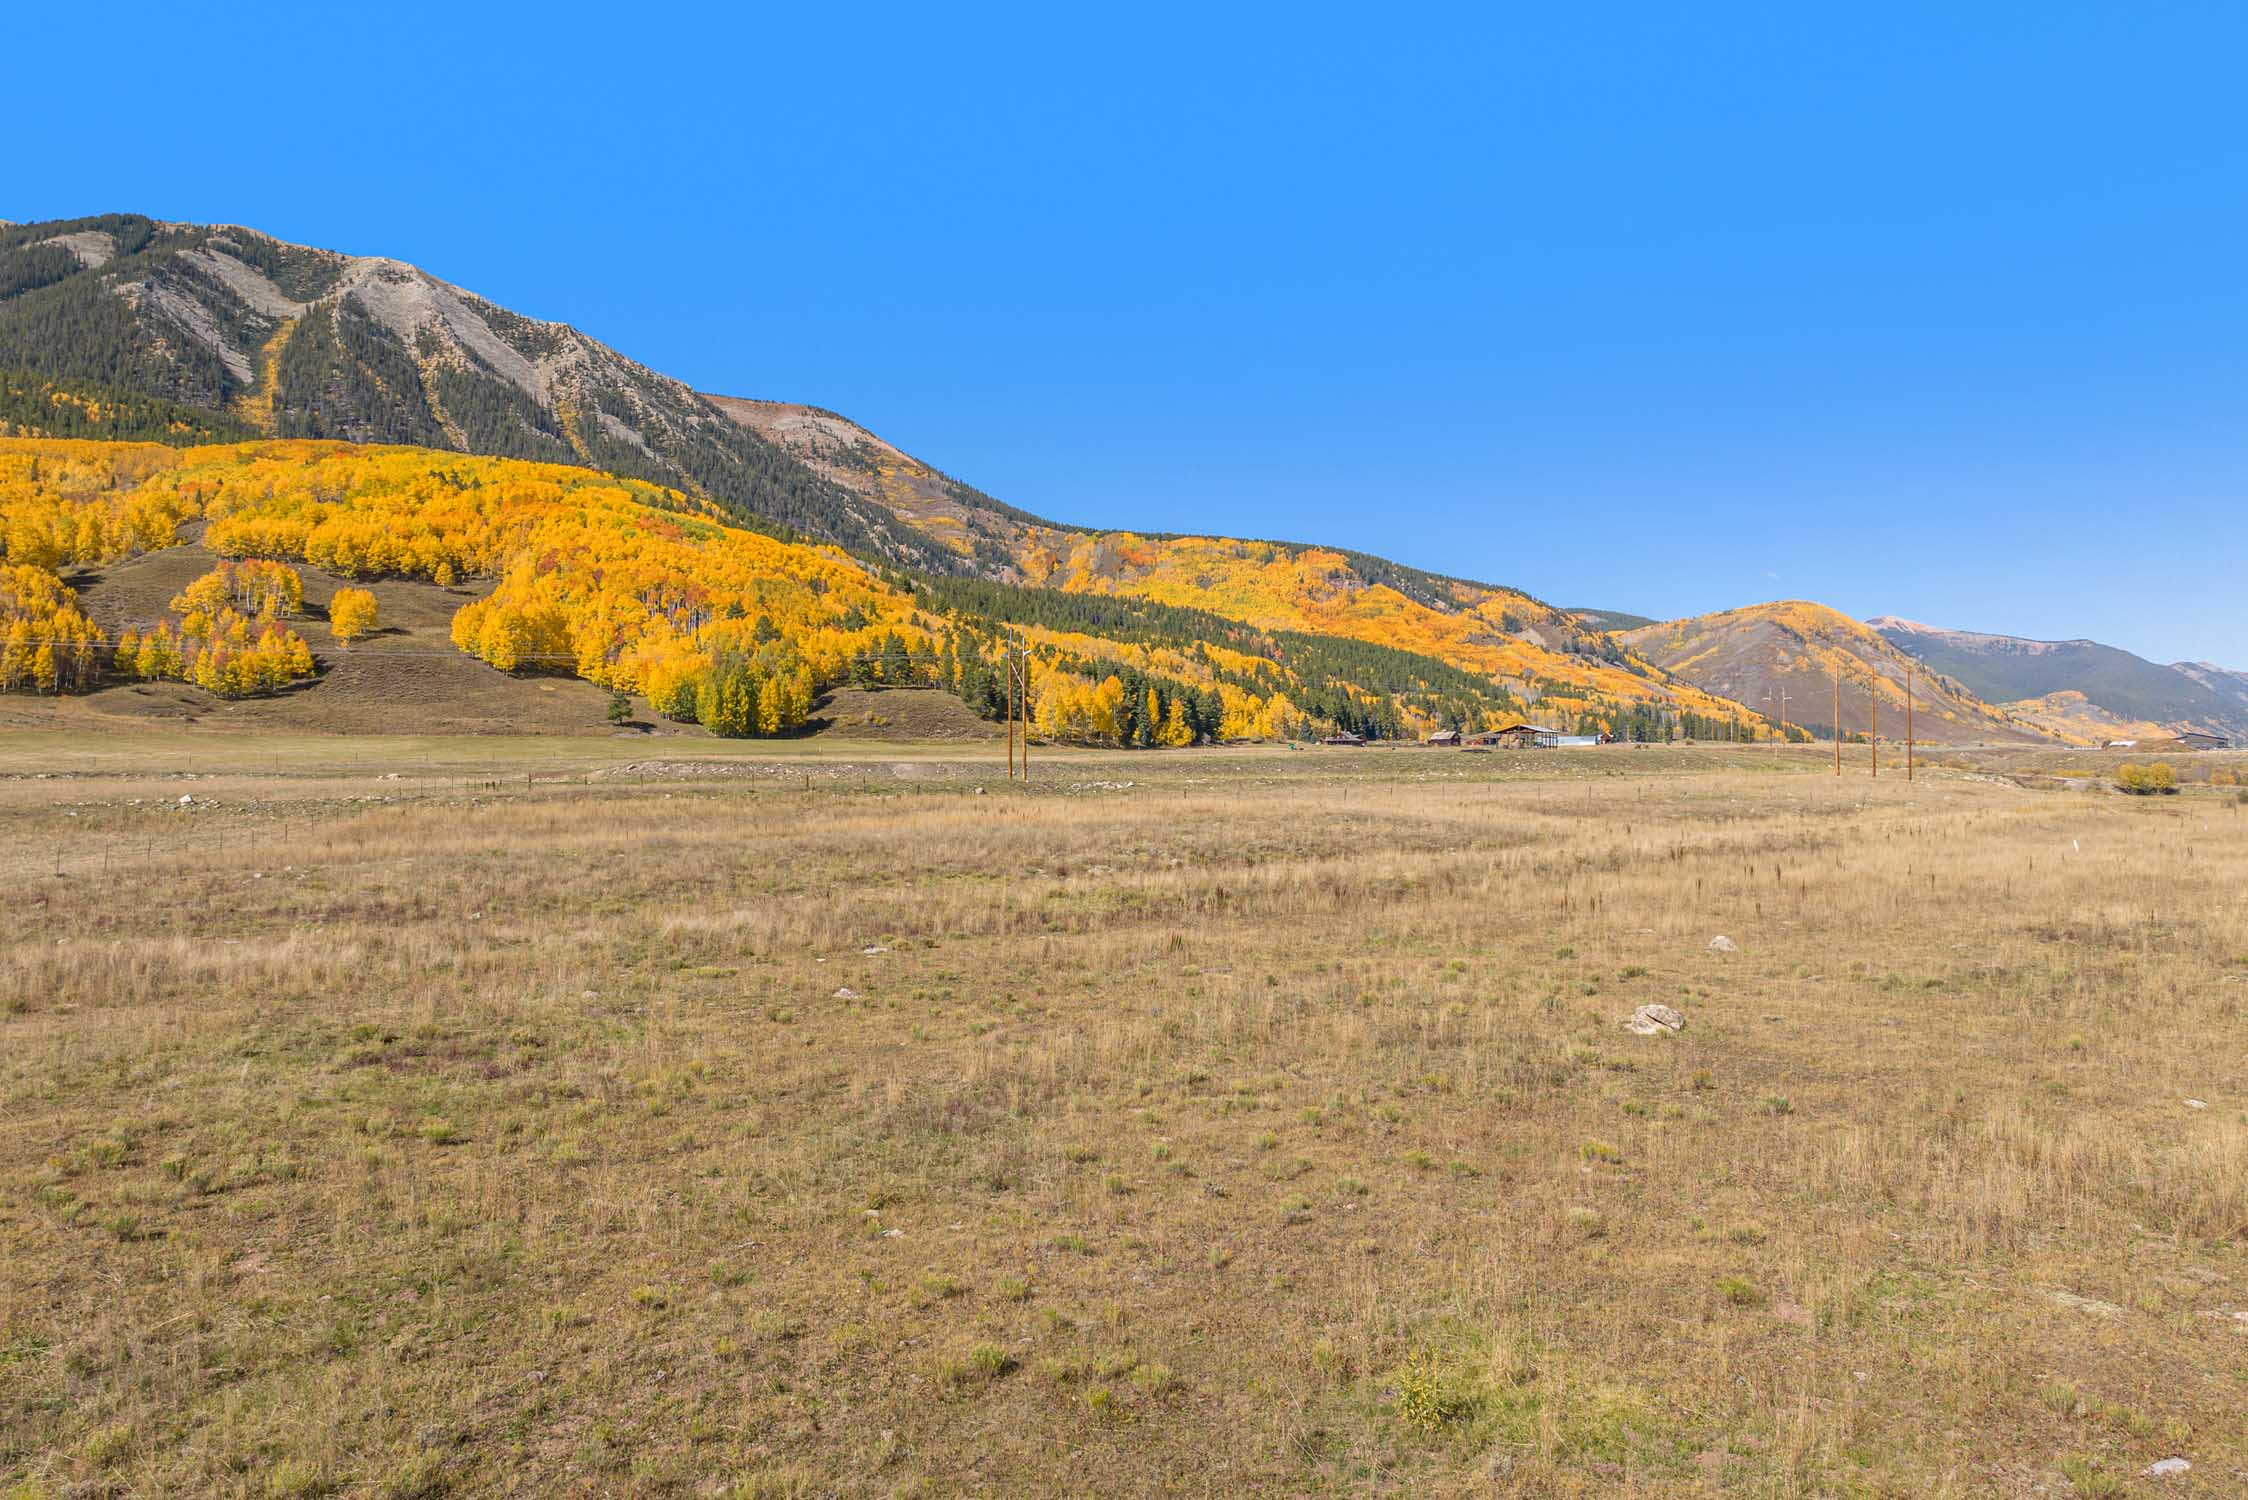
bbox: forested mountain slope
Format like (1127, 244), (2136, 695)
(1870, 617), (2248, 743)
(710, 397), (1755, 733)
(30, 214), (2141, 742)
(0, 216), (960, 569)
(2, 215), (1750, 731)
(0, 437), (1593, 743)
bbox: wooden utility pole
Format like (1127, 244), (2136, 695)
(1833, 668), (1841, 775)
(1005, 640), (1017, 780)
(1906, 665), (1914, 781)
(1016, 647), (1029, 783)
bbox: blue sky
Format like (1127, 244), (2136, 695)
(11, 3), (2247, 663)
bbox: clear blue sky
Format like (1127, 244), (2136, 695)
(11, 3), (2247, 664)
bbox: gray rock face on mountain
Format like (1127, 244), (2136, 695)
(0, 213), (964, 570)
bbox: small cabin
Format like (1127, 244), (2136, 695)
(1321, 731), (1366, 747)
(1487, 722), (1560, 748)
(1426, 729), (1462, 747)
(2160, 731), (2230, 752)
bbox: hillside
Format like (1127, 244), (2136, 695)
(0, 215), (1770, 735)
(1621, 601), (2049, 744)
(1991, 690), (2173, 746)
(705, 396), (1051, 578)
(709, 397), (1757, 735)
(2171, 659), (2248, 730)
(7, 535), (622, 736)
(4, 523), (1006, 741)
(0, 365), (256, 445)
(0, 215), (960, 570)
(1568, 606), (1656, 632)
(8, 214), (2242, 749)
(0, 437), (1607, 744)
(1870, 616), (2248, 743)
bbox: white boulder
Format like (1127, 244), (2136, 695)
(1623, 1003), (1686, 1035)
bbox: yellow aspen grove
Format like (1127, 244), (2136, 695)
(329, 588), (379, 645)
(121, 572), (318, 698)
(0, 564), (107, 693)
(1216, 683), (1265, 741)
(0, 435), (1653, 742)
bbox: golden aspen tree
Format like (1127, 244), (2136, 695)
(1092, 677), (1127, 743)
(329, 587), (379, 646)
(0, 620), (30, 690)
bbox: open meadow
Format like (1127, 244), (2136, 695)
(3, 736), (2246, 1498)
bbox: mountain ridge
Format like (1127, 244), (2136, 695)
(702, 394), (1757, 729)
(1867, 615), (2246, 743)
(1620, 601), (2049, 743)
(12, 210), (2206, 745)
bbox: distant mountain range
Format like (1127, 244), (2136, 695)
(2, 211), (2238, 746)
(1618, 602), (2047, 742)
(1868, 618), (2248, 744)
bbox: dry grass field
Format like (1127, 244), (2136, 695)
(3, 737), (2246, 1498)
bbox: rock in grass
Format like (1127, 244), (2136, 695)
(1708, 935), (1738, 953)
(2144, 1458), (2189, 1478)
(1622, 1003), (1685, 1035)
